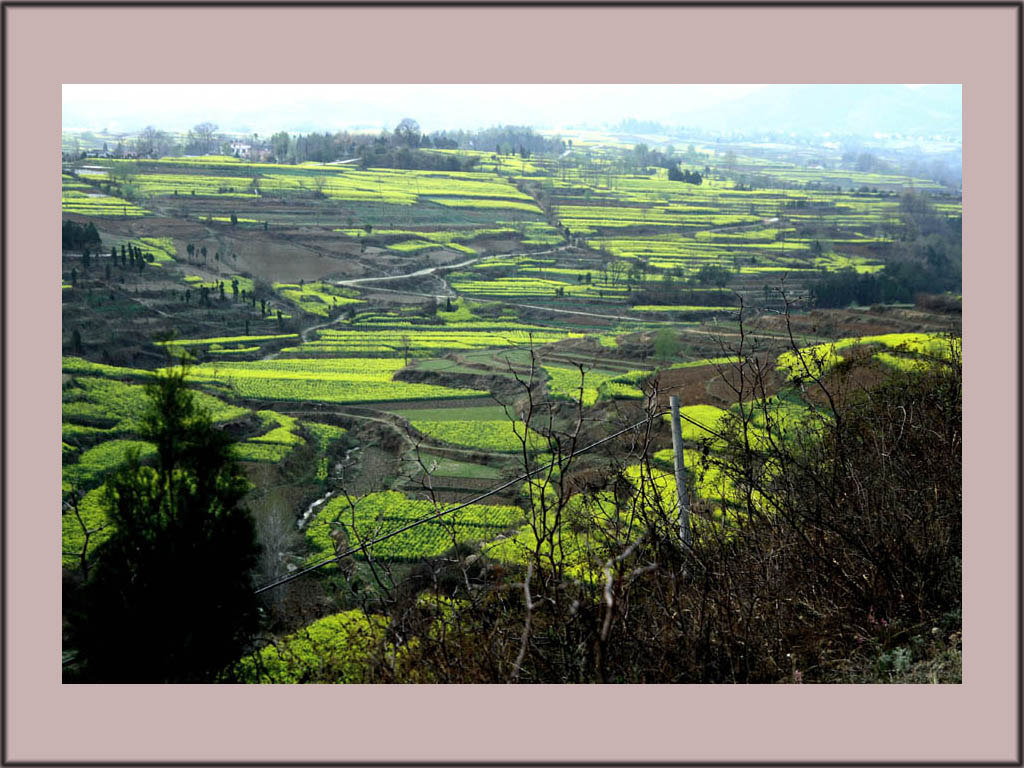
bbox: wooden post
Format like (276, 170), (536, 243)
(669, 395), (691, 548)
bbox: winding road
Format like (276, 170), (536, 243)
(333, 255), (482, 288)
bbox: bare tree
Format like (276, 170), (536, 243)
(187, 122), (219, 155)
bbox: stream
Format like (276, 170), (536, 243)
(296, 446), (360, 530)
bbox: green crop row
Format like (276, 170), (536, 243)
(180, 358), (487, 405)
(451, 276), (626, 298)
(775, 333), (956, 381)
(409, 419), (544, 453)
(136, 237), (177, 263)
(274, 283), (362, 317)
(61, 193), (149, 217)
(236, 609), (388, 684)
(297, 327), (581, 355)
(62, 439), (156, 492)
(105, 159), (542, 211)
(303, 421), (348, 482)
(425, 197), (543, 214)
(542, 366), (626, 407)
(233, 442), (294, 462)
(305, 491), (524, 565)
(250, 410), (303, 446)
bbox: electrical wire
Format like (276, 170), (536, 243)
(253, 409), (669, 595)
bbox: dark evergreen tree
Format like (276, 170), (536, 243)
(61, 220), (102, 251)
(65, 367), (260, 683)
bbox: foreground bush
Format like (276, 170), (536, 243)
(357, 340), (962, 683)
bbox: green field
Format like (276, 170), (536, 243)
(175, 358), (488, 405)
(409, 418), (543, 453)
(304, 490), (525, 564)
(62, 123), (961, 685)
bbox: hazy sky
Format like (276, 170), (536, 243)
(62, 83), (769, 135)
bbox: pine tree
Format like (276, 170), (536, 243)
(65, 367), (260, 682)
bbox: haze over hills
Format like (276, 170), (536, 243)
(62, 84), (960, 143)
(669, 84), (961, 139)
(61, 84), (766, 136)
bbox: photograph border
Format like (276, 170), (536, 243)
(4, 2), (1020, 765)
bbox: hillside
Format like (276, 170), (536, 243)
(60, 125), (962, 684)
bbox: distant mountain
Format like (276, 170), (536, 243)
(672, 84), (961, 139)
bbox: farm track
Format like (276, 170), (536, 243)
(269, 245), (587, 355)
(318, 281), (680, 327)
(515, 302), (673, 324)
(333, 255), (483, 287)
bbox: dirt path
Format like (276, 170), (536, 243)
(273, 246), (578, 353)
(259, 304), (341, 362)
(333, 256), (482, 287)
(260, 256), (485, 360)
(515, 303), (669, 323)
(332, 245), (570, 289)
(265, 239), (796, 364)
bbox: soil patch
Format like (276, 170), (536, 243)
(648, 360), (785, 410)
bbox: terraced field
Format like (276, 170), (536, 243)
(62, 191), (149, 217)
(179, 358), (489, 405)
(61, 130), (961, 662)
(291, 326), (582, 357)
(304, 490), (525, 564)
(273, 282), (362, 317)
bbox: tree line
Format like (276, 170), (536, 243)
(810, 191), (961, 308)
(69, 119), (567, 167)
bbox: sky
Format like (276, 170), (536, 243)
(61, 83), (770, 135)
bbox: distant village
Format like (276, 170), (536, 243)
(63, 137), (272, 163)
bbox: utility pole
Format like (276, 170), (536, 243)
(669, 395), (691, 548)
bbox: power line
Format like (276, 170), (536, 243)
(253, 410), (668, 595)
